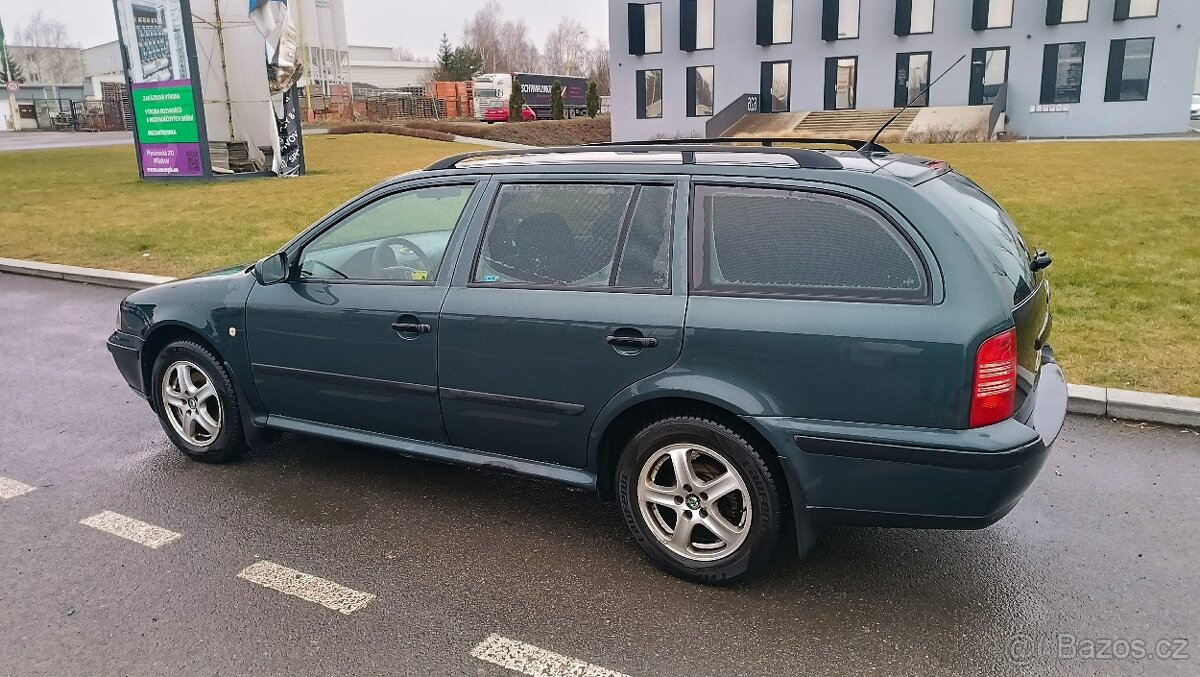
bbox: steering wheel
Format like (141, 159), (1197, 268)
(372, 237), (435, 280)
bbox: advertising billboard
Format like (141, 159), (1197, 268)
(114, 0), (210, 179)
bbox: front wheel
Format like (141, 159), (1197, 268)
(150, 340), (247, 463)
(617, 415), (782, 584)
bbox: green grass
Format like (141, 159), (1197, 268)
(0, 134), (488, 278)
(1, 136), (1197, 396)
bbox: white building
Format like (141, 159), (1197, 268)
(348, 46), (437, 90)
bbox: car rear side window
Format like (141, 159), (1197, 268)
(474, 183), (673, 290)
(691, 185), (928, 301)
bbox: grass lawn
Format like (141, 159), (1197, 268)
(0, 136), (1197, 396)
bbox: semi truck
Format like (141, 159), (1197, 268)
(472, 73), (588, 122)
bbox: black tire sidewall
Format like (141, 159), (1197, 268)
(150, 341), (243, 462)
(617, 417), (781, 584)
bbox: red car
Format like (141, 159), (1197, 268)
(483, 105), (536, 123)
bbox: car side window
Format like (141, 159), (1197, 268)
(299, 184), (474, 282)
(692, 185), (928, 301)
(473, 183), (673, 290)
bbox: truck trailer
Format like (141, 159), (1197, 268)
(473, 73), (588, 121)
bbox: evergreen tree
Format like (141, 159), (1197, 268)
(450, 46), (483, 80)
(586, 81), (600, 118)
(434, 33), (454, 78)
(508, 77), (526, 122)
(549, 80), (564, 120)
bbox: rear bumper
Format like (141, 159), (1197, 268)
(107, 330), (146, 397)
(759, 347), (1067, 530)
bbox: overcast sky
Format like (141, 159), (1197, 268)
(0, 0), (610, 58)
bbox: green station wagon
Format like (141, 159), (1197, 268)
(107, 140), (1067, 583)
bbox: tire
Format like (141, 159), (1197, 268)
(617, 415), (782, 584)
(150, 340), (247, 463)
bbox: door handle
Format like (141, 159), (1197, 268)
(392, 322), (432, 334)
(606, 335), (658, 348)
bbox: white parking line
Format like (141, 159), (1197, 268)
(79, 511), (182, 549)
(470, 634), (632, 677)
(236, 560), (375, 615)
(0, 475), (36, 499)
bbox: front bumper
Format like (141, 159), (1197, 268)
(107, 330), (146, 397)
(759, 347), (1067, 530)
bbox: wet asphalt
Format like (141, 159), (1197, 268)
(1, 272), (1197, 677)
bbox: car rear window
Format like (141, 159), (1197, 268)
(920, 172), (1036, 304)
(691, 185), (928, 301)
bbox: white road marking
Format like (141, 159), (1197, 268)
(0, 475), (37, 500)
(79, 511), (182, 549)
(470, 634), (632, 677)
(236, 560), (375, 615)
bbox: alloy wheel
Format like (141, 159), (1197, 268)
(160, 360), (222, 447)
(636, 442), (752, 562)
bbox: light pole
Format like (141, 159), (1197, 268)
(566, 30), (586, 76)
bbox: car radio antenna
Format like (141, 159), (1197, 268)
(862, 54), (967, 156)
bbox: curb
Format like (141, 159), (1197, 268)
(2, 257), (1197, 429)
(450, 135), (536, 150)
(1068, 384), (1200, 428)
(0, 257), (174, 290)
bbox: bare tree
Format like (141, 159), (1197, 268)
(462, 1), (539, 74)
(581, 39), (611, 95)
(14, 11), (81, 99)
(543, 18), (588, 76)
(392, 47), (418, 61)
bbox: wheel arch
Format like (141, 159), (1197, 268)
(591, 394), (788, 508)
(140, 322), (276, 448)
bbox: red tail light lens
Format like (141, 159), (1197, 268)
(970, 328), (1017, 428)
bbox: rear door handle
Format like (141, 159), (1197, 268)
(606, 335), (658, 348)
(392, 322), (432, 334)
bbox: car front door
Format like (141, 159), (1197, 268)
(438, 176), (688, 467)
(245, 180), (483, 442)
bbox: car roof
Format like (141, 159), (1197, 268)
(422, 141), (950, 186)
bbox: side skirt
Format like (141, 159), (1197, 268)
(263, 415), (598, 490)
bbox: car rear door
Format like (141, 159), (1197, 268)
(244, 179), (484, 443)
(437, 175), (688, 467)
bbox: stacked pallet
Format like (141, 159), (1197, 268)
(362, 91), (447, 120)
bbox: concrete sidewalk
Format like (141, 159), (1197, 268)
(0, 130), (134, 152)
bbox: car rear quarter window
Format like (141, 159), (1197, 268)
(691, 185), (928, 301)
(474, 183), (673, 290)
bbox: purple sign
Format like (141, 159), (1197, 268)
(139, 143), (204, 177)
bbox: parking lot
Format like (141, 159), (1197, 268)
(1, 271), (1198, 677)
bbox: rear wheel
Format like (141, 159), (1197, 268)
(617, 415), (782, 584)
(150, 340), (247, 463)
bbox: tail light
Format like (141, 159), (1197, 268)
(970, 328), (1017, 428)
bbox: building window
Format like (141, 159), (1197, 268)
(971, 0), (1013, 30)
(687, 66), (715, 116)
(825, 56), (858, 110)
(1105, 38), (1153, 101)
(636, 69), (663, 118)
(1047, 0), (1089, 25)
(822, 0), (861, 41)
(627, 3), (662, 56)
(895, 0), (935, 36)
(895, 52), (931, 107)
(969, 47), (1010, 105)
(681, 0), (715, 51)
(760, 60), (791, 112)
(1040, 42), (1086, 104)
(756, 0), (793, 46)
(1114, 0), (1158, 20)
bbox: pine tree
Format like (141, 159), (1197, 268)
(586, 81), (600, 118)
(3, 53), (22, 83)
(508, 77), (526, 122)
(549, 80), (564, 120)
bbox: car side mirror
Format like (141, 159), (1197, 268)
(254, 252), (291, 285)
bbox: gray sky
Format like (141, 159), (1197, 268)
(0, 0), (610, 58)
